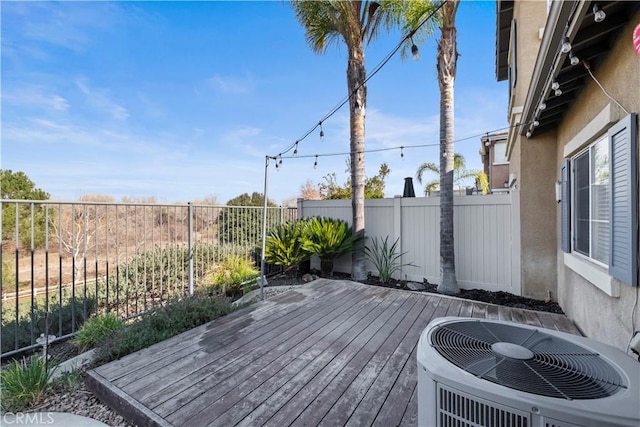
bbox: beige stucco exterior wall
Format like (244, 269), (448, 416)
(508, 1), (559, 300)
(555, 12), (640, 351)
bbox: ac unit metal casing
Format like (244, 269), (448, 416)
(417, 317), (640, 427)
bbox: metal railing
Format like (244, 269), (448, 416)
(0, 199), (297, 357)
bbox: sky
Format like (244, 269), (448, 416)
(1, 0), (509, 205)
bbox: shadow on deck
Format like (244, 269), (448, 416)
(86, 279), (580, 427)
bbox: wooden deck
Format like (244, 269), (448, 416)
(86, 279), (580, 427)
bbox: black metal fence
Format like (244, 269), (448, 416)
(0, 200), (297, 357)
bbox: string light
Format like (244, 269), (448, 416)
(560, 36), (571, 54)
(400, 146), (404, 159)
(593, 4), (606, 22)
(539, 102), (547, 111)
(411, 38), (420, 61)
(313, 155), (318, 169)
(551, 81), (560, 91)
(555, 88), (563, 96)
(293, 141), (298, 156)
(319, 122), (324, 140)
(569, 52), (579, 66)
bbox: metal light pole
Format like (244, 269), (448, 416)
(259, 156), (270, 301)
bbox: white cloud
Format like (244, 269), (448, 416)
(208, 73), (255, 94)
(1, 85), (69, 112)
(75, 78), (130, 121)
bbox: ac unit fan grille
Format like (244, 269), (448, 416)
(430, 321), (625, 399)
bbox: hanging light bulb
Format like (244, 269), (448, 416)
(278, 156), (283, 166)
(551, 80), (560, 91)
(293, 141), (298, 156)
(555, 88), (563, 96)
(569, 52), (579, 66)
(411, 43), (420, 61)
(593, 4), (606, 22)
(560, 36), (571, 54)
(533, 120), (540, 127)
(313, 155), (318, 169)
(539, 102), (547, 111)
(526, 131), (532, 138)
(400, 146), (404, 159)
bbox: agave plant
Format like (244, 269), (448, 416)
(264, 220), (311, 276)
(301, 217), (363, 277)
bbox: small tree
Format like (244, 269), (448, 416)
(0, 170), (50, 249)
(218, 192), (278, 246)
(319, 163), (391, 200)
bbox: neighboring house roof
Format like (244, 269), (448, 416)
(507, 1), (640, 138)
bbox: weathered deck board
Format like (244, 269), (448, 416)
(87, 280), (581, 427)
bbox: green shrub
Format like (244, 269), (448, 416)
(94, 295), (235, 365)
(1, 298), (96, 355)
(301, 217), (363, 277)
(265, 220), (311, 275)
(73, 313), (125, 350)
(365, 236), (416, 283)
(0, 356), (55, 412)
(199, 255), (259, 297)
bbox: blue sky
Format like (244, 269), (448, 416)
(1, 1), (508, 205)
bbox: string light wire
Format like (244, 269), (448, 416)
(270, 122), (529, 163)
(271, 1), (448, 159)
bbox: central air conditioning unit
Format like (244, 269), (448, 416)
(417, 317), (640, 427)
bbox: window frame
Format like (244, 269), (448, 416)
(570, 136), (609, 269)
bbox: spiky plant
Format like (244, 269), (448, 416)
(301, 217), (364, 277)
(265, 220), (311, 276)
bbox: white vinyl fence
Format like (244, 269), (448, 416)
(297, 192), (521, 295)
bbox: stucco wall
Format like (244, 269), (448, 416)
(555, 12), (640, 351)
(509, 1), (559, 300)
(519, 129), (558, 300)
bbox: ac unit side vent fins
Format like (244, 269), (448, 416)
(430, 321), (625, 399)
(438, 384), (530, 427)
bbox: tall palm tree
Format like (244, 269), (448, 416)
(291, 0), (390, 281)
(436, 0), (461, 295)
(416, 152), (478, 194)
(388, 0), (460, 294)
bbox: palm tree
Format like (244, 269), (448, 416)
(291, 1), (391, 281)
(416, 152), (479, 194)
(436, 0), (461, 295)
(388, 0), (460, 294)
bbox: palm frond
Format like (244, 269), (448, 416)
(415, 162), (439, 184)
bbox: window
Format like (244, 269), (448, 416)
(493, 142), (509, 165)
(573, 137), (609, 264)
(560, 113), (638, 288)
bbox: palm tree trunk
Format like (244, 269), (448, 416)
(437, 2), (459, 295)
(347, 43), (367, 281)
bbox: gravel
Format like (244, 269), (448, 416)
(29, 372), (133, 427)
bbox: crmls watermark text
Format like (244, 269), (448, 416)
(1, 412), (56, 425)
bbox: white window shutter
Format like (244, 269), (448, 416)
(608, 113), (638, 287)
(561, 159), (571, 253)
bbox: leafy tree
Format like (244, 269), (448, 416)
(218, 192), (279, 246)
(1, 170), (50, 249)
(319, 163), (391, 200)
(292, 0), (397, 281)
(416, 153), (488, 194)
(299, 180), (322, 201)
